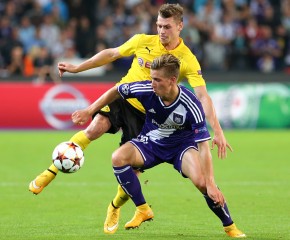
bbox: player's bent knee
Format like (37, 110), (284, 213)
(84, 114), (111, 140)
(112, 151), (127, 167)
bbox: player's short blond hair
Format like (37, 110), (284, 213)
(151, 54), (180, 79)
(158, 3), (183, 23)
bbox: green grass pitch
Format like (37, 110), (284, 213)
(0, 130), (289, 240)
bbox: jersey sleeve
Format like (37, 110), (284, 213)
(117, 81), (152, 100)
(193, 123), (211, 143)
(183, 55), (206, 88)
(118, 34), (143, 57)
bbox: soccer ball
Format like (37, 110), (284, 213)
(52, 142), (85, 173)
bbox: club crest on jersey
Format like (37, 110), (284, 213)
(138, 57), (144, 67)
(173, 113), (183, 124)
(121, 84), (129, 95)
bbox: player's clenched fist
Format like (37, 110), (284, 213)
(71, 109), (90, 125)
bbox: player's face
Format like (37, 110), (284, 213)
(156, 16), (183, 47)
(150, 69), (174, 98)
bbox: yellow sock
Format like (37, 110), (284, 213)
(112, 185), (130, 208)
(35, 165), (57, 186)
(48, 164), (58, 174)
(69, 131), (91, 150)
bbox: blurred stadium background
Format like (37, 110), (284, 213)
(0, 0), (289, 130)
(1, 1), (290, 239)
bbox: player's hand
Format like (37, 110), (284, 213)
(211, 131), (233, 159)
(207, 184), (225, 207)
(71, 110), (90, 125)
(58, 62), (78, 77)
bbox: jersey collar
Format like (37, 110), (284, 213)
(159, 37), (184, 52)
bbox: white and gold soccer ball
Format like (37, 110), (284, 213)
(52, 142), (84, 173)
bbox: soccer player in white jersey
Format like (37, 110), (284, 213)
(72, 54), (246, 238)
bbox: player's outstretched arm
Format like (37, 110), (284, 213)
(72, 86), (120, 125)
(194, 86), (233, 159)
(58, 48), (122, 77)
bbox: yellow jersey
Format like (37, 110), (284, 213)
(118, 34), (205, 113)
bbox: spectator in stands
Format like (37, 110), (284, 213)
(3, 0), (18, 27)
(0, 15), (12, 69)
(26, 1), (43, 28)
(42, 0), (69, 24)
(259, 5), (281, 31)
(244, 17), (264, 69)
(281, 0), (290, 34)
(7, 45), (24, 76)
(33, 46), (60, 84)
(249, 0), (272, 24)
(18, 15), (36, 54)
(230, 25), (249, 70)
(39, 13), (61, 55)
(180, 12), (202, 59)
(196, 0), (222, 45)
(75, 16), (94, 58)
(203, 12), (236, 70)
(52, 26), (76, 59)
(252, 25), (282, 72)
(113, 2), (127, 28)
(101, 15), (121, 47)
(1, 0), (290, 77)
(92, 24), (110, 50)
(94, 0), (113, 26)
(193, 0), (221, 13)
(130, 2), (152, 34)
(274, 24), (289, 70)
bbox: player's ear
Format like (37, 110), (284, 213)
(178, 22), (183, 31)
(171, 76), (177, 85)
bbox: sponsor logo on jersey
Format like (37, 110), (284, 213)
(148, 108), (156, 113)
(152, 119), (184, 129)
(173, 113), (183, 124)
(145, 47), (153, 54)
(195, 126), (207, 134)
(121, 84), (129, 95)
(101, 105), (110, 112)
(145, 62), (151, 69)
(138, 57), (144, 67)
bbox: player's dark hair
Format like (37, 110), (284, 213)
(151, 54), (180, 78)
(158, 4), (183, 23)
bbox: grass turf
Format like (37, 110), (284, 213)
(0, 130), (289, 240)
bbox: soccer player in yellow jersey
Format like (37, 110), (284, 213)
(29, 3), (244, 238)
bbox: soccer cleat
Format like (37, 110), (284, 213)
(125, 206), (154, 229)
(29, 169), (56, 195)
(104, 202), (120, 234)
(224, 223), (246, 238)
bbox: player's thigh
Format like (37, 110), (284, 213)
(84, 114), (111, 140)
(119, 102), (145, 144)
(181, 148), (206, 191)
(112, 142), (144, 167)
